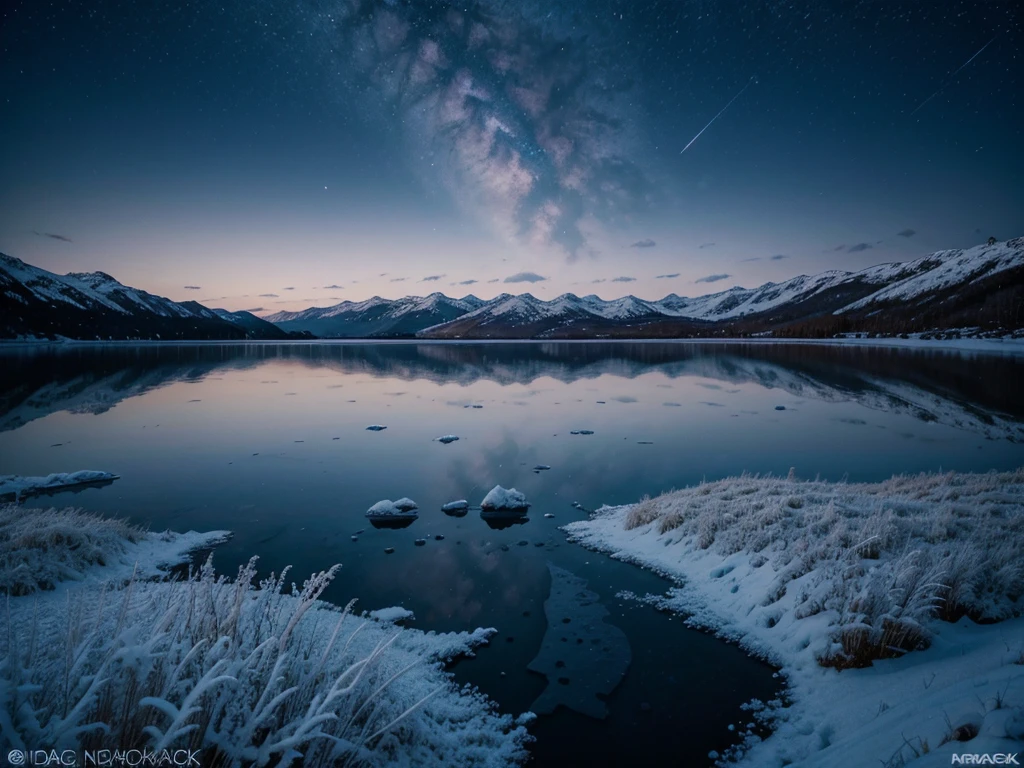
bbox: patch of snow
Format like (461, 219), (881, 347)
(369, 606), (416, 622)
(0, 470), (120, 501)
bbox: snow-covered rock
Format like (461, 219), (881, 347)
(481, 486), (531, 511)
(366, 498), (419, 517)
(442, 500), (469, 512)
(436, 435), (460, 444)
(366, 424), (387, 431)
(0, 470), (119, 501)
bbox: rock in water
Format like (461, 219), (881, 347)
(527, 564), (631, 720)
(366, 425), (387, 431)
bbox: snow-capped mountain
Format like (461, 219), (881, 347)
(416, 237), (1023, 338)
(0, 253), (291, 340)
(265, 292), (486, 337)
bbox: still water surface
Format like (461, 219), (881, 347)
(3, 341), (1023, 765)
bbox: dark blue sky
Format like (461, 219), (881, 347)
(1, 0), (1021, 312)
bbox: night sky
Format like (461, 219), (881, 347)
(2, 0), (1022, 314)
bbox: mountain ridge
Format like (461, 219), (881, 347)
(266, 237), (1023, 339)
(2, 236), (1021, 341)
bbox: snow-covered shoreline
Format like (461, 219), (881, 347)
(2, 335), (1022, 356)
(563, 469), (1024, 767)
(0, 470), (120, 502)
(0, 505), (533, 764)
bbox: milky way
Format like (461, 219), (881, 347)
(284, 0), (651, 260)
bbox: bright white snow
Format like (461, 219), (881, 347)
(563, 468), (1024, 767)
(480, 486), (531, 511)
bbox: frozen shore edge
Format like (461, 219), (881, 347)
(563, 469), (1024, 767)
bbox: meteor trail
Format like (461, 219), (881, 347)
(680, 78), (755, 154)
(910, 36), (996, 116)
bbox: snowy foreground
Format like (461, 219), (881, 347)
(0, 505), (532, 766)
(563, 469), (1024, 767)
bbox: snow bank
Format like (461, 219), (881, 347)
(369, 606), (416, 623)
(366, 498), (419, 517)
(0, 470), (119, 501)
(0, 504), (228, 595)
(0, 512), (533, 766)
(480, 486), (531, 511)
(563, 469), (1024, 767)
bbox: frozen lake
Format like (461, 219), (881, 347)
(3, 340), (1023, 765)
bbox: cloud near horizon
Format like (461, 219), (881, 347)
(322, 284), (344, 289)
(695, 273), (731, 283)
(420, 274), (445, 282)
(699, 242), (715, 249)
(897, 228), (917, 238)
(183, 285), (201, 290)
(259, 293), (279, 298)
(630, 239), (656, 248)
(655, 273), (680, 279)
(456, 279), (478, 285)
(847, 243), (873, 253)
(611, 276), (636, 282)
(504, 271), (547, 284)
(33, 231), (73, 243)
(770, 254), (789, 261)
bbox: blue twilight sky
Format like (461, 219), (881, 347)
(1, 0), (1021, 314)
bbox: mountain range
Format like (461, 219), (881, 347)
(268, 237), (1024, 339)
(2, 236), (1021, 341)
(0, 253), (308, 341)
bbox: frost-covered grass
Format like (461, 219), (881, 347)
(0, 504), (146, 595)
(620, 469), (1024, 664)
(0, 508), (532, 766)
(564, 468), (1024, 767)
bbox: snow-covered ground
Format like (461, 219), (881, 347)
(0, 470), (120, 501)
(563, 469), (1024, 767)
(0, 505), (533, 765)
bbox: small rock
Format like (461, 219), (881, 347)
(775, 405), (786, 411)
(434, 534), (444, 541)
(414, 538), (426, 546)
(544, 513), (555, 519)
(366, 425), (387, 431)
(384, 547), (395, 554)
(350, 535), (358, 542)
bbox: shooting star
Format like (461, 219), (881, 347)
(681, 78), (755, 154)
(911, 36), (996, 116)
